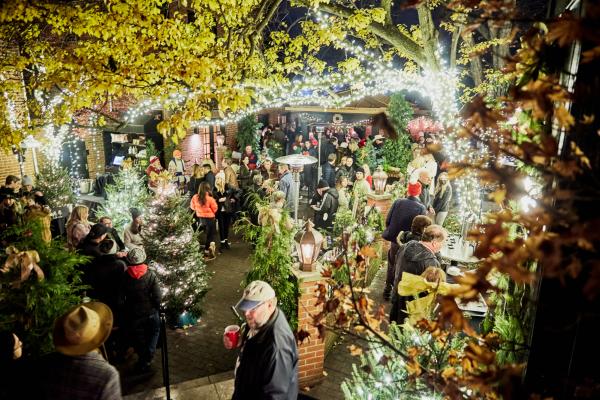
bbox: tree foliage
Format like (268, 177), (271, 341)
(0, 222), (88, 357)
(234, 205), (299, 331)
(236, 114), (262, 151)
(35, 163), (75, 210)
(95, 167), (150, 232)
(142, 192), (211, 326)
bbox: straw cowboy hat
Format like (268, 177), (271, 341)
(53, 302), (113, 356)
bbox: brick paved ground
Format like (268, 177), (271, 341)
(120, 236), (251, 395)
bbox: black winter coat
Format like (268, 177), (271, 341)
(321, 162), (336, 188)
(382, 197), (426, 242)
(312, 188), (339, 231)
(390, 241), (442, 324)
(213, 184), (241, 214)
(233, 308), (298, 400)
(86, 255), (126, 311)
(120, 266), (162, 319)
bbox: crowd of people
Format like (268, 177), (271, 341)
(0, 117), (456, 399)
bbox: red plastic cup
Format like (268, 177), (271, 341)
(224, 325), (240, 348)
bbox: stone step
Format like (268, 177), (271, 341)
(124, 371), (234, 400)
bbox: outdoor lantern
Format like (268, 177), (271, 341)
(295, 220), (324, 272)
(372, 166), (388, 195)
(216, 133), (225, 147)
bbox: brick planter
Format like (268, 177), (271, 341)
(367, 192), (393, 220)
(292, 267), (326, 388)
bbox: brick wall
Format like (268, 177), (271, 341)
(296, 274), (326, 387)
(180, 129), (207, 172)
(224, 122), (237, 150)
(0, 149), (37, 185)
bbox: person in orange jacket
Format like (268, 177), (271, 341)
(190, 181), (218, 260)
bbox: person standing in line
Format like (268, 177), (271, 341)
(124, 208), (144, 250)
(417, 169), (434, 214)
(277, 163), (296, 212)
(382, 182), (427, 301)
(321, 153), (337, 189)
(98, 216), (127, 252)
(222, 157), (239, 189)
(432, 172), (452, 226)
(66, 205), (92, 251)
(213, 173), (239, 250)
(202, 162), (216, 191)
(121, 248), (162, 374)
(187, 164), (205, 196)
(223, 280), (298, 400)
(310, 179), (339, 232)
(39, 302), (122, 399)
(390, 225), (448, 324)
(336, 175), (350, 210)
(191, 181), (218, 260)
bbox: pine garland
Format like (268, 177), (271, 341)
(141, 193), (211, 325)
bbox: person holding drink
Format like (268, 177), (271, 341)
(223, 280), (298, 400)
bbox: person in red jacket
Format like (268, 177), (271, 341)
(191, 181), (218, 260)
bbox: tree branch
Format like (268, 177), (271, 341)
(301, 1), (428, 67)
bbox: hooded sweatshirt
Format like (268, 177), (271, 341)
(313, 188), (339, 231)
(121, 263), (162, 319)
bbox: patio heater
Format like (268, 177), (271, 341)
(275, 154), (318, 221)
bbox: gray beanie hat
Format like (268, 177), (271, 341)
(126, 247), (146, 265)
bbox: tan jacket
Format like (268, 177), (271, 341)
(224, 166), (238, 188)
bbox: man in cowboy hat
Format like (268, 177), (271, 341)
(39, 302), (122, 399)
(223, 280), (298, 400)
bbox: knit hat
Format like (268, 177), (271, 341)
(87, 223), (108, 240)
(22, 176), (34, 186)
(149, 156), (160, 164)
(98, 239), (117, 255)
(355, 166), (365, 174)
(235, 280), (276, 311)
(130, 207), (142, 220)
(407, 181), (422, 197)
(317, 179), (329, 189)
(127, 247), (146, 265)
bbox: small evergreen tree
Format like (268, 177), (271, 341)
(0, 222), (88, 357)
(236, 114), (262, 151)
(35, 163), (75, 210)
(95, 167), (150, 232)
(235, 202), (299, 330)
(382, 93), (414, 174)
(141, 193), (211, 326)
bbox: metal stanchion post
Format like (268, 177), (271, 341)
(160, 312), (171, 400)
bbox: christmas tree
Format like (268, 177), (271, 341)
(35, 163), (75, 210)
(142, 192), (211, 326)
(95, 167), (150, 232)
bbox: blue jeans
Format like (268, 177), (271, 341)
(131, 311), (160, 365)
